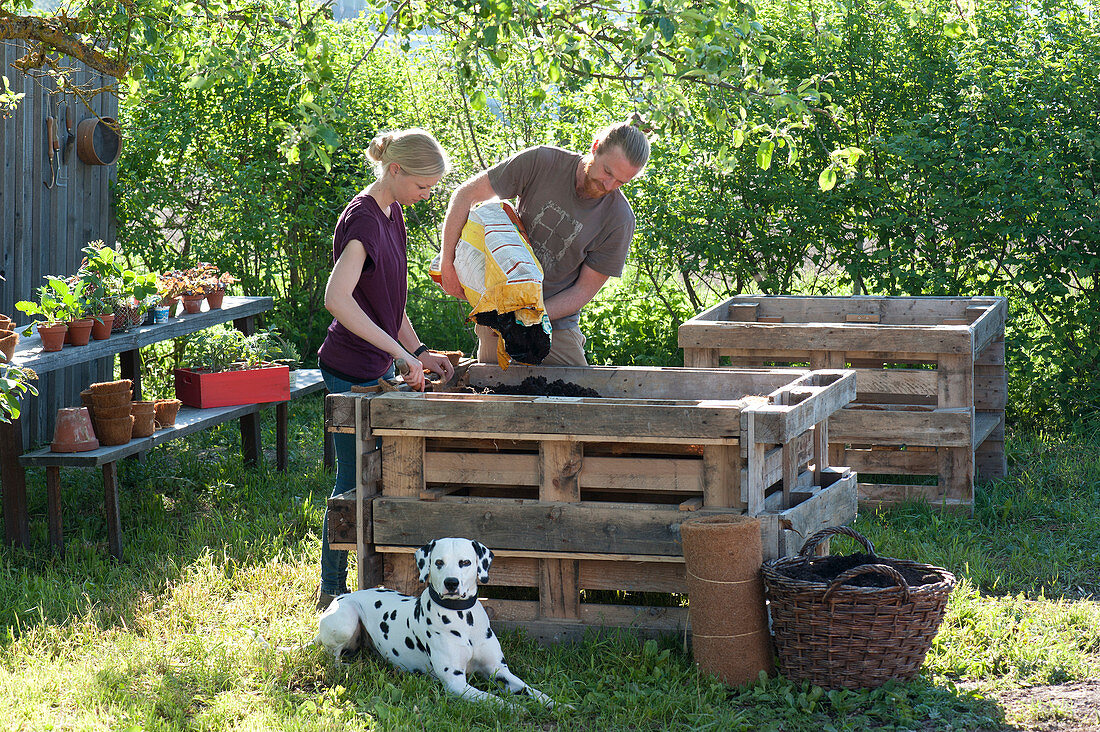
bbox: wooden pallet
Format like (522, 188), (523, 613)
(325, 364), (857, 641)
(679, 295), (1008, 512)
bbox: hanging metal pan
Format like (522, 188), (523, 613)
(76, 116), (122, 165)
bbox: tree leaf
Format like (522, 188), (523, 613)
(818, 167), (838, 191)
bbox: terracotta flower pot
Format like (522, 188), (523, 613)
(441, 350), (464, 368)
(154, 398), (182, 427)
(95, 403), (133, 420)
(97, 416), (134, 446)
(181, 294), (205, 314)
(67, 318), (95, 346)
(91, 313), (115, 340)
(90, 391), (132, 410)
(0, 329), (17, 362)
(37, 323), (68, 352)
(204, 288), (225, 309)
(90, 379), (133, 395)
(50, 407), (100, 452)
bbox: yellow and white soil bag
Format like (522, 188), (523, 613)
(430, 202), (548, 367)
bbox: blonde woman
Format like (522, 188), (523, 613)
(316, 129), (455, 609)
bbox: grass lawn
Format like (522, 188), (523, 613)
(1, 395), (1097, 731)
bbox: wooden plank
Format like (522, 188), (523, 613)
(973, 412), (1001, 450)
(841, 446), (939, 474)
(374, 545), (687, 564)
(683, 347), (719, 368)
(770, 469), (856, 559)
(741, 406), (766, 515)
(381, 436), (424, 497)
(466, 364), (806, 400)
(539, 439), (583, 619)
(482, 598), (688, 633)
(423, 452), (706, 494)
(373, 497), (742, 556)
(857, 481), (974, 510)
(969, 298), (1007, 355)
(697, 295), (999, 324)
(679, 322), (973, 356)
(828, 407), (972, 447)
(846, 313), (880, 323)
(852, 368), (937, 399)
(369, 391), (745, 441)
(701, 444), (742, 508)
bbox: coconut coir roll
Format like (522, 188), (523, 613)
(681, 514), (774, 686)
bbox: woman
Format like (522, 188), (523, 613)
(317, 129), (455, 609)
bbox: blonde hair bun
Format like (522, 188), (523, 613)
(365, 128), (450, 179)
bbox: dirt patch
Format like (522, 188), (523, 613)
(993, 680), (1100, 731)
(779, 552), (944, 589)
(487, 376), (601, 398)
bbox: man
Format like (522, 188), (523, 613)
(439, 120), (650, 365)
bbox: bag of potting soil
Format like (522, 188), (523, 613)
(430, 202), (551, 368)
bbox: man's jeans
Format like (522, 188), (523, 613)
(319, 363), (394, 594)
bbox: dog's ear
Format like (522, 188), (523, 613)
(472, 541), (493, 583)
(414, 540), (436, 584)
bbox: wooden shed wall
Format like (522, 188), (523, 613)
(1, 44), (117, 446)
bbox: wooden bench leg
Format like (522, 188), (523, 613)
(240, 414), (261, 467)
(102, 462), (123, 560)
(120, 349), (143, 401)
(276, 402), (288, 472)
(0, 417), (30, 548)
(46, 466), (64, 558)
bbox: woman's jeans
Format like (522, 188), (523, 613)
(319, 363), (394, 594)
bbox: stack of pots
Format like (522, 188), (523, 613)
(0, 314), (17, 362)
(131, 400), (156, 437)
(87, 380), (134, 446)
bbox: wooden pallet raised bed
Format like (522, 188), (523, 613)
(679, 295), (1008, 512)
(325, 364), (857, 642)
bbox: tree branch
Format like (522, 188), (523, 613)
(0, 11), (130, 78)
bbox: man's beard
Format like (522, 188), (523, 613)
(576, 160), (609, 199)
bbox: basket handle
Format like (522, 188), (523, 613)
(823, 563), (911, 603)
(797, 525), (876, 559)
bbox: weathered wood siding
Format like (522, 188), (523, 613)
(1, 44), (118, 446)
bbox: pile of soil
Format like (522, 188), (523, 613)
(782, 553), (943, 588)
(475, 310), (551, 365)
(488, 376), (601, 398)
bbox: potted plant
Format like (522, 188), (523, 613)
(173, 326), (291, 408)
(77, 242), (121, 338)
(52, 276), (94, 346)
(16, 283), (71, 351)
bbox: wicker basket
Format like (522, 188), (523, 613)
(112, 302), (147, 332)
(762, 526), (956, 690)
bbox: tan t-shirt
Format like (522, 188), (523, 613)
(487, 146), (635, 329)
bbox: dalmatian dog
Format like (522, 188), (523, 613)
(351, 537), (562, 708)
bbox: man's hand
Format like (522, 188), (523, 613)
(439, 259), (465, 299)
(398, 356), (427, 392)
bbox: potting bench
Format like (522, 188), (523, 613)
(2, 296), (328, 551)
(18, 368), (326, 559)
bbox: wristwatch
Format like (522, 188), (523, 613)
(412, 344), (430, 357)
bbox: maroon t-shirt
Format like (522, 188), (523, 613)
(317, 191), (407, 381)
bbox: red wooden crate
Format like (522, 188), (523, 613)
(174, 365), (290, 408)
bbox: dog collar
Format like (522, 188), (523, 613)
(429, 586), (479, 611)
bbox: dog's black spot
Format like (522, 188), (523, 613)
(379, 621), (389, 635)
(374, 600), (383, 608)
(392, 648), (399, 657)
(405, 637), (415, 649)
(413, 599), (422, 621)
(416, 638), (426, 652)
(402, 598), (412, 602)
(441, 615), (451, 624)
(425, 600), (431, 612)
(426, 630), (431, 638)
(468, 639), (473, 646)
(515, 687), (530, 696)
(450, 629), (462, 637)
(454, 611), (463, 621)
(453, 669), (463, 676)
(486, 628), (493, 639)
(425, 646), (431, 655)
(417, 558), (425, 569)
(443, 666), (449, 673)
(473, 543), (485, 558)
(425, 617), (432, 625)
(466, 613), (474, 626)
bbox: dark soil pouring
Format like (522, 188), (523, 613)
(487, 375), (601, 398)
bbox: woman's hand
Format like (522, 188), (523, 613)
(398, 356), (427, 391)
(420, 351), (455, 384)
